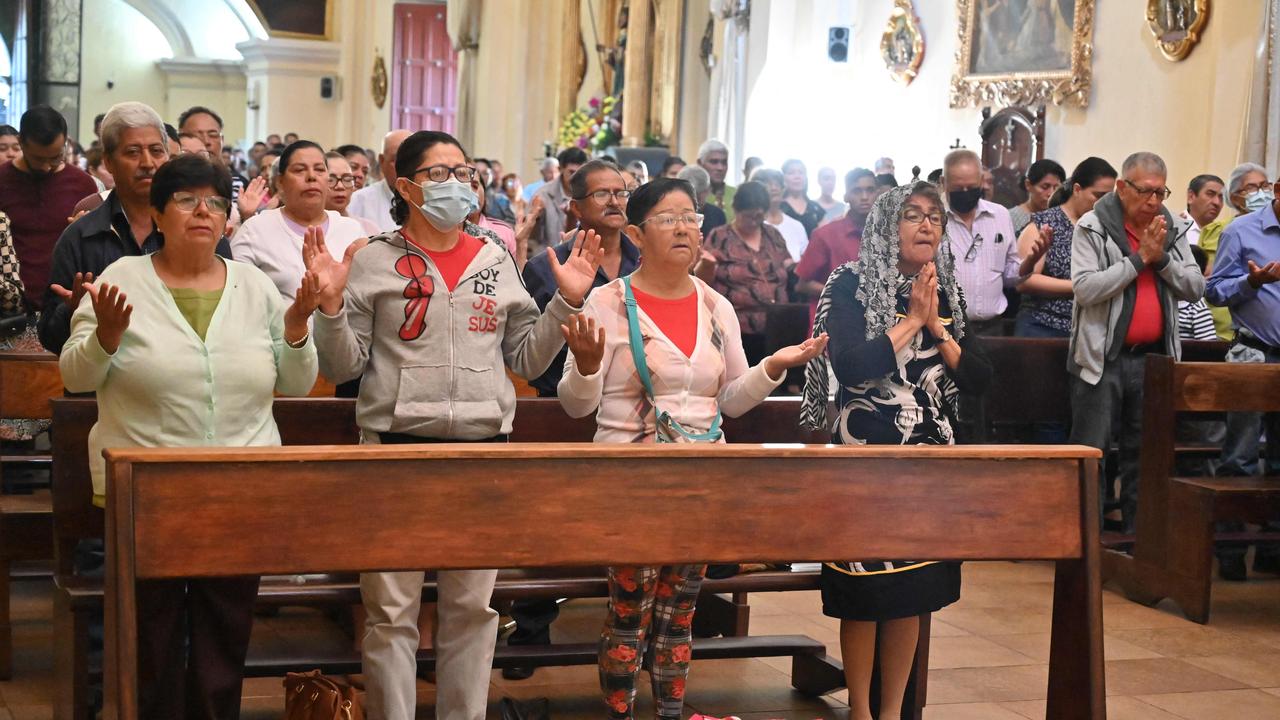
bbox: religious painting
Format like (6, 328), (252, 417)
(950, 0), (1095, 108)
(1146, 0), (1210, 61)
(245, 0), (331, 39)
(881, 0), (924, 86)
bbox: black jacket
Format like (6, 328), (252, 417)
(38, 191), (233, 354)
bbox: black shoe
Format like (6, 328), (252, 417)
(502, 665), (535, 680)
(1219, 555), (1248, 582)
(1253, 554), (1280, 575)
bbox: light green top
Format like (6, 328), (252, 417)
(167, 287), (224, 341)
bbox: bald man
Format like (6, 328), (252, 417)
(349, 128), (412, 232)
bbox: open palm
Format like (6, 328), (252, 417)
(302, 226), (366, 314)
(547, 228), (603, 306)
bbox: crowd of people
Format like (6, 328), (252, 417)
(0, 97), (1277, 720)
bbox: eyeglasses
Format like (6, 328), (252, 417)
(1124, 181), (1172, 200)
(639, 212), (704, 229)
(901, 208), (945, 227)
(170, 192), (231, 215)
(575, 189), (632, 204)
(1238, 181), (1271, 195)
(964, 234), (984, 262)
(412, 164), (477, 183)
(328, 174), (357, 189)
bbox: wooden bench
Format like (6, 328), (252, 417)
(100, 443), (1105, 720)
(53, 397), (877, 719)
(0, 350), (62, 680)
(1102, 354), (1280, 623)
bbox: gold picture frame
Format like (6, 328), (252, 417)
(881, 0), (925, 86)
(950, 0), (1096, 109)
(371, 52), (388, 110)
(1146, 0), (1210, 61)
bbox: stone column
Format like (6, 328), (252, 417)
(620, 0), (653, 147)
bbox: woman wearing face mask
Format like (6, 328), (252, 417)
(1014, 157), (1117, 338)
(324, 150), (381, 236)
(305, 130), (601, 720)
(231, 141), (368, 302)
(559, 178), (827, 720)
(800, 183), (992, 720)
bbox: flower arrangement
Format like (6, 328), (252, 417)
(556, 95), (620, 152)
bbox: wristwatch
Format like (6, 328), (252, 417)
(935, 327), (953, 344)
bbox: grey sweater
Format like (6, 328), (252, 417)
(1068, 192), (1205, 385)
(314, 230), (574, 439)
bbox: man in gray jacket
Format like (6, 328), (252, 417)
(1068, 152), (1205, 532)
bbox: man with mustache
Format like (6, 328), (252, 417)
(505, 159), (641, 680)
(0, 105), (98, 320)
(38, 102), (232, 353)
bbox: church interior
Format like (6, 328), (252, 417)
(2, 1), (1280, 719)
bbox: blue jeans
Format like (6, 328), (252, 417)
(1216, 341), (1280, 561)
(1014, 311), (1070, 338)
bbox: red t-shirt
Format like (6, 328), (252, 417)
(1124, 226), (1164, 345)
(632, 286), (699, 359)
(0, 162), (99, 308)
(406, 231), (485, 292)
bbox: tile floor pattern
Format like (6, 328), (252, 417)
(1, 561), (1278, 719)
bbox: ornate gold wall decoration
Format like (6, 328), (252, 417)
(1146, 0), (1210, 61)
(881, 0), (924, 86)
(950, 0), (1096, 109)
(371, 51), (388, 110)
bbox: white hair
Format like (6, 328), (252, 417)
(697, 138), (729, 161)
(1121, 151), (1167, 180)
(538, 156), (559, 170)
(677, 165), (711, 196)
(1227, 162), (1269, 196)
(100, 102), (167, 155)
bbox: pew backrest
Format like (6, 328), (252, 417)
(0, 350), (61, 420)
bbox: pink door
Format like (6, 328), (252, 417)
(391, 3), (457, 133)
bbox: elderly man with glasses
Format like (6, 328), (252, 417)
(1068, 151), (1205, 533)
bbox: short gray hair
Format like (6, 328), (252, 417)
(943, 149), (981, 179)
(677, 165), (711, 196)
(697, 138), (728, 160)
(750, 167), (784, 188)
(1227, 162), (1269, 196)
(100, 102), (167, 156)
(538, 156), (559, 171)
(1121, 152), (1167, 180)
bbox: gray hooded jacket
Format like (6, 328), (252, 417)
(314, 230), (574, 438)
(1068, 192), (1205, 385)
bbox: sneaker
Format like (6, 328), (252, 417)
(1219, 555), (1248, 582)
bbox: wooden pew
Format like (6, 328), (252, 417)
(1101, 355), (1280, 623)
(0, 350), (62, 680)
(101, 443), (1105, 720)
(51, 396), (854, 720)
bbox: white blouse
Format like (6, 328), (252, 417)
(230, 208), (367, 302)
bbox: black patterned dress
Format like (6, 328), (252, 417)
(820, 270), (992, 621)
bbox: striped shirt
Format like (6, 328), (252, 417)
(946, 199), (1021, 321)
(1178, 299), (1217, 341)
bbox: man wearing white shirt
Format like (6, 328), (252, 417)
(349, 129), (410, 233)
(941, 149), (1021, 336)
(1181, 173), (1225, 247)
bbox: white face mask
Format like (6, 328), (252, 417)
(413, 178), (478, 231)
(1244, 188), (1274, 213)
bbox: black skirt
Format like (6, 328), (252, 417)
(820, 561), (961, 622)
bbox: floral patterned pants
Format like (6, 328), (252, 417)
(599, 564), (706, 720)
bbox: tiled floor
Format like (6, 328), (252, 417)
(2, 559), (1278, 719)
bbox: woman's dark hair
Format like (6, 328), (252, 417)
(1025, 158), (1066, 186)
(279, 140), (326, 174)
(661, 156), (686, 174)
(625, 177), (697, 226)
(1050, 156), (1118, 207)
(149, 154), (233, 212)
(732, 181), (771, 213)
(0, 124), (16, 139)
(391, 130), (468, 224)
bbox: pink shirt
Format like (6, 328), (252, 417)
(477, 215), (518, 257)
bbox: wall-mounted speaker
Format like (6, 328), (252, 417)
(828, 26), (850, 63)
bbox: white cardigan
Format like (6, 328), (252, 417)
(59, 255), (318, 499)
(558, 277), (782, 442)
(231, 208), (367, 301)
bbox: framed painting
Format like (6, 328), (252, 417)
(950, 0), (1096, 108)
(246, 0), (332, 40)
(1147, 0), (1210, 61)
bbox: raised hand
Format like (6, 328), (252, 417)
(302, 227), (366, 315)
(1026, 224), (1053, 265)
(906, 262), (936, 328)
(561, 313), (606, 376)
(237, 176), (268, 218)
(547, 228), (603, 307)
(1247, 260), (1280, 288)
(1138, 215), (1167, 265)
(50, 271), (95, 310)
(764, 333), (830, 379)
(285, 271), (324, 343)
(85, 282), (132, 354)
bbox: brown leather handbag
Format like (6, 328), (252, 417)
(283, 670), (364, 720)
